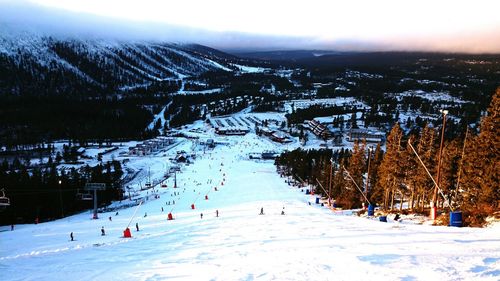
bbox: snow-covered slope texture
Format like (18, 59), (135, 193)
(1, 131), (499, 281)
(0, 28), (237, 96)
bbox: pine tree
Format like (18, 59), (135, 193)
(332, 159), (347, 202)
(404, 134), (419, 210)
(439, 139), (462, 208)
(367, 142), (383, 203)
(341, 140), (366, 208)
(375, 123), (404, 210)
(460, 88), (500, 223)
(412, 124), (436, 211)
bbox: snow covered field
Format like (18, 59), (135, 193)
(1, 130), (500, 281)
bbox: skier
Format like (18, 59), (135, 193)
(216, 210), (219, 217)
(11, 224), (14, 231)
(281, 207), (285, 215)
(101, 226), (105, 236)
(136, 222), (139, 232)
(144, 212), (147, 218)
(70, 232), (74, 241)
(109, 216), (112, 221)
(161, 207), (164, 212)
(200, 213), (203, 219)
(115, 212), (119, 216)
(259, 207), (264, 215)
(394, 213), (401, 221)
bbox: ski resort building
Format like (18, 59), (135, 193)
(270, 132), (293, 144)
(307, 120), (331, 139)
(261, 151), (279, 159)
(260, 127), (274, 136)
(215, 127), (249, 135)
(347, 129), (385, 143)
(128, 137), (173, 156)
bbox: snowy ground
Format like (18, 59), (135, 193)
(2, 128), (500, 281)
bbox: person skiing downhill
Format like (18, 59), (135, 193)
(136, 222), (139, 232)
(259, 207), (264, 215)
(70, 232), (74, 241)
(200, 213), (203, 219)
(101, 227), (105, 236)
(216, 210), (219, 217)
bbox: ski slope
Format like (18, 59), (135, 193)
(1, 133), (499, 281)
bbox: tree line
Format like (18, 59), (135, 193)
(0, 159), (124, 225)
(276, 88), (499, 226)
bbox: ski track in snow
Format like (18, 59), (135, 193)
(1, 126), (499, 281)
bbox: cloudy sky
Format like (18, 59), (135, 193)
(1, 0), (500, 52)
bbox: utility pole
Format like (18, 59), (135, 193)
(342, 167), (371, 205)
(408, 141), (453, 212)
(328, 157), (333, 206)
(432, 109), (448, 220)
(58, 180), (64, 218)
(455, 126), (469, 193)
(174, 170), (177, 188)
(365, 146), (373, 197)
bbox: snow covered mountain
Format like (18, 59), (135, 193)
(0, 28), (241, 96)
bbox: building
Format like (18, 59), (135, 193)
(260, 127), (274, 136)
(347, 129), (385, 143)
(215, 127), (249, 135)
(270, 132), (292, 144)
(261, 151), (279, 159)
(128, 137), (173, 156)
(307, 120), (331, 139)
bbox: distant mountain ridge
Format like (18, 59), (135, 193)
(0, 30), (244, 97)
(235, 50), (341, 61)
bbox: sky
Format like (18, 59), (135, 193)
(1, 0), (500, 52)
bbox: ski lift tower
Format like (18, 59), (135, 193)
(84, 183), (106, 219)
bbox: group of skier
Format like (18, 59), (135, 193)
(259, 207), (285, 215)
(200, 210), (220, 219)
(68, 216), (140, 241)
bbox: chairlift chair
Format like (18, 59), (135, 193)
(0, 189), (11, 207)
(81, 193), (93, 201)
(76, 189), (93, 201)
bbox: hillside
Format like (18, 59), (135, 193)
(0, 28), (269, 144)
(1, 127), (499, 280)
(0, 29), (244, 97)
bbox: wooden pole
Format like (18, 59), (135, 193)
(341, 167), (371, 205)
(408, 141), (453, 211)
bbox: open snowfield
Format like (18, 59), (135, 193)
(1, 131), (500, 281)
